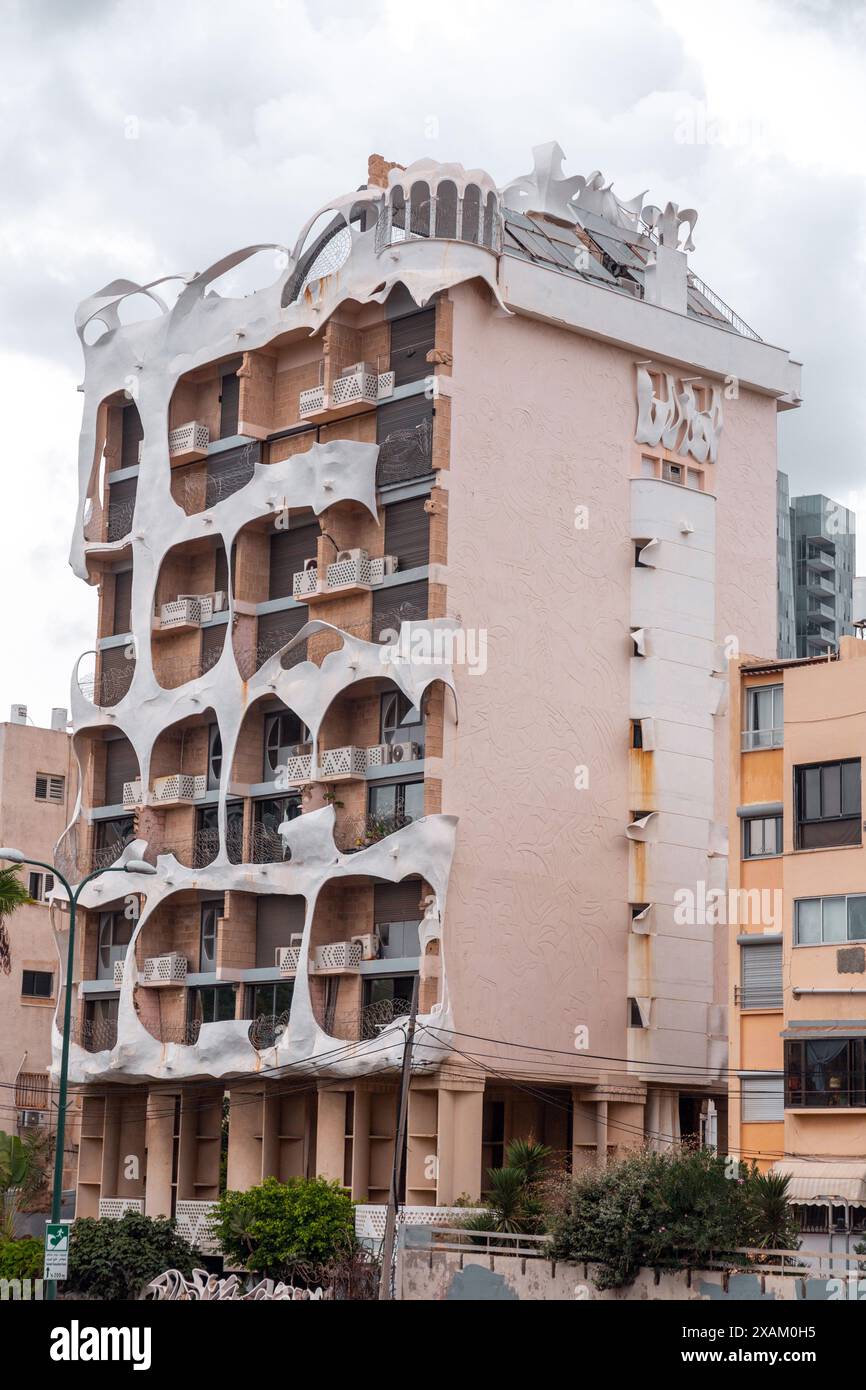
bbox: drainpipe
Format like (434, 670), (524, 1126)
(792, 987), (866, 996)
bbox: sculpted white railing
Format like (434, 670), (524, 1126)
(146, 1268), (327, 1300)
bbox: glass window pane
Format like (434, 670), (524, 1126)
(822, 898), (846, 942)
(842, 760), (861, 815)
(772, 685), (784, 730)
(403, 781), (425, 821)
(822, 764), (841, 818)
(802, 767), (821, 820)
(796, 899), (821, 944)
(848, 897), (866, 941)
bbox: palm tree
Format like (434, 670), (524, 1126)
(0, 865), (31, 975)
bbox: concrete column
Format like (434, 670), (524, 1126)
(435, 1082), (484, 1204)
(144, 1091), (175, 1217)
(595, 1099), (609, 1167)
(315, 1087), (347, 1183)
(351, 1086), (371, 1202)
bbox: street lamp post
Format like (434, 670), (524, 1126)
(0, 848), (156, 1301)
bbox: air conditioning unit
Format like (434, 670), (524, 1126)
(366, 744), (392, 767)
(210, 590), (228, 612)
(662, 461), (685, 486)
(351, 933), (381, 961)
(10, 704), (27, 725)
(389, 741), (421, 764)
(18, 1110), (47, 1130)
(339, 361), (376, 377)
(335, 548), (365, 564)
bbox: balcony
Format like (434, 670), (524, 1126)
(142, 952), (188, 987)
(299, 363), (395, 422)
(318, 745), (369, 782)
(70, 1018), (118, 1053)
(278, 750), (314, 785)
(122, 773), (207, 808)
(293, 550), (398, 602)
(806, 573), (834, 597)
(312, 940), (362, 972)
(169, 421), (209, 465)
(734, 985), (783, 1010)
(156, 592), (227, 633)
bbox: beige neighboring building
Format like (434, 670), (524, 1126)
(55, 143), (802, 1244)
(0, 708), (75, 1152)
(729, 638), (866, 1247)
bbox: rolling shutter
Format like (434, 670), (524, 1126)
(99, 644), (134, 705)
(106, 477), (137, 542)
(112, 569), (133, 634)
(269, 518), (319, 600)
(389, 308), (435, 387)
(374, 880), (424, 923)
(255, 895), (306, 968)
(741, 1075), (784, 1123)
(257, 607), (308, 664)
(741, 941), (783, 1008)
(104, 737), (139, 806)
(372, 580), (428, 641)
(200, 623), (226, 673)
(219, 363), (241, 438)
(120, 405), (143, 470)
(384, 496), (430, 571)
(376, 396), (434, 486)
(205, 441), (260, 507)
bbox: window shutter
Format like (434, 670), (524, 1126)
(35, 775), (48, 801)
(219, 365), (241, 438)
(104, 738), (139, 806)
(200, 623), (226, 674)
(256, 607), (308, 664)
(374, 879), (425, 923)
(255, 895), (305, 968)
(205, 441), (259, 507)
(384, 496), (430, 571)
(376, 396), (434, 486)
(113, 569), (133, 634)
(269, 519), (319, 600)
(48, 776), (65, 802)
(388, 308), (436, 387)
(100, 644), (135, 704)
(120, 404), (143, 470)
(741, 1075), (784, 1123)
(372, 580), (429, 641)
(741, 941), (783, 1008)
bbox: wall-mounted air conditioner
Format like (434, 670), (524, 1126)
(366, 744), (392, 767)
(351, 933), (381, 961)
(389, 741), (421, 764)
(662, 461), (685, 485)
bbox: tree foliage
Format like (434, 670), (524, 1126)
(0, 1236), (44, 1280)
(461, 1138), (553, 1234)
(546, 1148), (800, 1289)
(67, 1211), (196, 1300)
(213, 1176), (356, 1277)
(0, 866), (32, 974)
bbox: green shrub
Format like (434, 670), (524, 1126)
(546, 1148), (800, 1290)
(0, 1236), (44, 1281)
(213, 1176), (355, 1277)
(68, 1211), (196, 1300)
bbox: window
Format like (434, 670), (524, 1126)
(97, 912), (133, 980)
(631, 720), (643, 750)
(199, 898), (223, 972)
(794, 895), (866, 945)
(795, 759), (861, 849)
(628, 997), (649, 1028)
(27, 872), (54, 902)
(207, 724), (222, 790)
(743, 815), (782, 858)
(380, 691), (424, 752)
(363, 975), (415, 1011)
(742, 685), (783, 750)
(21, 970), (53, 1000)
(739, 941), (783, 1008)
(263, 710), (310, 781)
(195, 802), (244, 867)
(252, 796), (301, 863)
(219, 361), (241, 439)
(785, 1038), (866, 1108)
(741, 1075), (784, 1123)
(189, 985), (237, 1026)
(246, 981), (294, 1020)
(34, 773), (65, 803)
(376, 920), (422, 959)
(368, 779), (424, 827)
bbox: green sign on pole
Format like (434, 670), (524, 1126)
(44, 1222), (70, 1281)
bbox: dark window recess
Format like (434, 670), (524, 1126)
(795, 759), (861, 850)
(120, 403), (143, 471)
(99, 644), (135, 707)
(256, 606), (308, 669)
(219, 363), (241, 439)
(207, 723), (222, 791)
(482, 1099), (505, 1174)
(190, 985), (237, 1026)
(252, 796), (301, 863)
(106, 477), (137, 542)
(376, 396), (433, 487)
(372, 579), (428, 643)
(195, 802), (243, 868)
(22, 970), (53, 999)
(388, 308), (436, 387)
(200, 622), (226, 676)
(255, 895), (305, 968)
(214, 543), (229, 596)
(269, 517), (319, 600)
(112, 569), (133, 635)
(631, 720), (643, 750)
(785, 1038), (866, 1108)
(103, 737), (138, 806)
(383, 496), (430, 571)
(205, 441), (260, 509)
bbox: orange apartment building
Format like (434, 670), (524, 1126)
(33, 143), (804, 1249)
(730, 638), (866, 1249)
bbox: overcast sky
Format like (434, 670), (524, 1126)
(1, 0), (864, 725)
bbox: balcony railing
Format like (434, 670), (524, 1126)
(247, 1011), (290, 1051)
(158, 592), (226, 629)
(99, 1198), (144, 1219)
(734, 985), (783, 1010)
(78, 657), (136, 708)
(154, 644), (225, 691)
(318, 745), (369, 780)
(277, 946), (302, 976)
(106, 497), (136, 542)
(238, 633), (309, 679)
(293, 551), (398, 599)
(70, 1018), (118, 1053)
(249, 824), (290, 865)
(741, 727), (783, 752)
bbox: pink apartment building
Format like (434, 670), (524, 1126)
(49, 144), (801, 1244)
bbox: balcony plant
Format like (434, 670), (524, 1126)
(67, 1210), (196, 1301)
(460, 1138), (553, 1235)
(213, 1176), (355, 1280)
